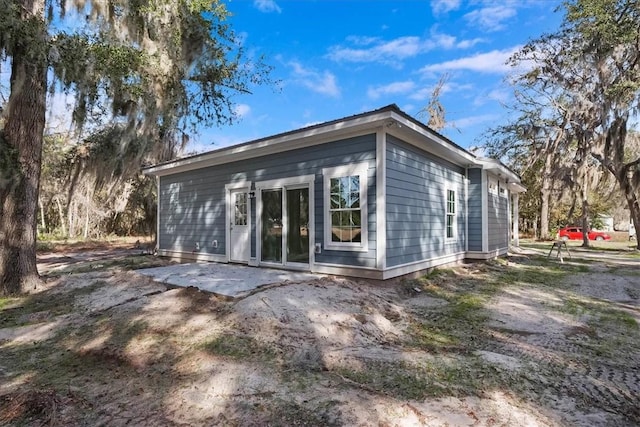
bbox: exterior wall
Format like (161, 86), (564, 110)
(467, 168), (483, 252)
(158, 134), (377, 268)
(487, 175), (509, 251)
(385, 136), (466, 268)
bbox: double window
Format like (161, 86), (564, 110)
(323, 164), (368, 251)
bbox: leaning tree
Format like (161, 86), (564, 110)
(0, 0), (272, 295)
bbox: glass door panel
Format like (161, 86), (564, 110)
(286, 188), (309, 264)
(261, 190), (282, 263)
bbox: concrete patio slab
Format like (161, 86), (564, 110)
(136, 262), (326, 297)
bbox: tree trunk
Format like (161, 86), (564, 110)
(39, 197), (46, 232)
(83, 202), (89, 240)
(620, 173), (640, 250)
(580, 169), (590, 248)
(539, 151), (553, 240)
(581, 199), (590, 248)
(55, 196), (67, 237)
(0, 2), (48, 295)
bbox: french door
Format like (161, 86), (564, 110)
(260, 186), (310, 267)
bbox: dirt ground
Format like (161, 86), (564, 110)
(0, 243), (639, 426)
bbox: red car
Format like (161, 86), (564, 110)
(558, 226), (611, 241)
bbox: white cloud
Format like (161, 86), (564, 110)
(464, 6), (517, 32)
(456, 37), (485, 49)
(289, 61), (340, 98)
(234, 103), (251, 118)
(254, 0), (281, 14)
(367, 81), (416, 100)
(327, 32), (484, 67)
(419, 46), (521, 75)
(431, 0), (461, 14)
(327, 36), (422, 66)
(453, 113), (500, 129)
(408, 81), (473, 102)
(484, 88), (511, 104)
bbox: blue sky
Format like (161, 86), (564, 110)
(190, 0), (564, 154)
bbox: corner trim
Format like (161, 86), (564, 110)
(376, 128), (387, 270)
(481, 170), (489, 253)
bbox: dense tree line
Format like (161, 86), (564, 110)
(38, 130), (159, 240)
(0, 0), (272, 295)
(486, 0), (640, 247)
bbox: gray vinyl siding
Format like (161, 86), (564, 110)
(158, 134), (376, 268)
(467, 168), (483, 251)
(385, 136), (466, 268)
(488, 186), (509, 251)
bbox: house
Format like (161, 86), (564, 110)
(143, 104), (525, 280)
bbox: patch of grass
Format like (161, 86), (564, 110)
(407, 321), (461, 352)
(335, 358), (508, 400)
(561, 297), (638, 329)
(254, 398), (343, 427)
(495, 263), (570, 286)
(202, 334), (277, 362)
(404, 267), (504, 353)
(597, 309), (638, 330)
(336, 362), (445, 400)
(0, 282), (104, 328)
(0, 296), (21, 310)
(559, 295), (639, 361)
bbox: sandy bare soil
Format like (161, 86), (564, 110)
(1, 246), (639, 426)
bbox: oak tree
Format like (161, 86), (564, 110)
(0, 0), (272, 294)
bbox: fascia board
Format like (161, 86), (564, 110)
(477, 158), (522, 184)
(387, 112), (477, 167)
(143, 111), (395, 177)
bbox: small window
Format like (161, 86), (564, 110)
(323, 164), (368, 251)
(446, 189), (456, 240)
(234, 193), (247, 225)
(488, 178), (498, 195)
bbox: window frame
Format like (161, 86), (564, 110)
(488, 177), (498, 195)
(322, 163), (369, 252)
(445, 186), (457, 242)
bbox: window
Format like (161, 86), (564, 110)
(488, 178), (498, 195)
(330, 176), (361, 243)
(323, 164), (368, 251)
(234, 192), (247, 225)
(446, 188), (456, 240)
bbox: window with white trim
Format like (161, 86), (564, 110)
(446, 188), (456, 240)
(323, 164), (368, 251)
(488, 177), (498, 195)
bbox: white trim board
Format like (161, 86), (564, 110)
(322, 162), (370, 252)
(382, 252), (466, 280)
(157, 249), (228, 264)
(254, 175), (315, 270)
(375, 128), (387, 270)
